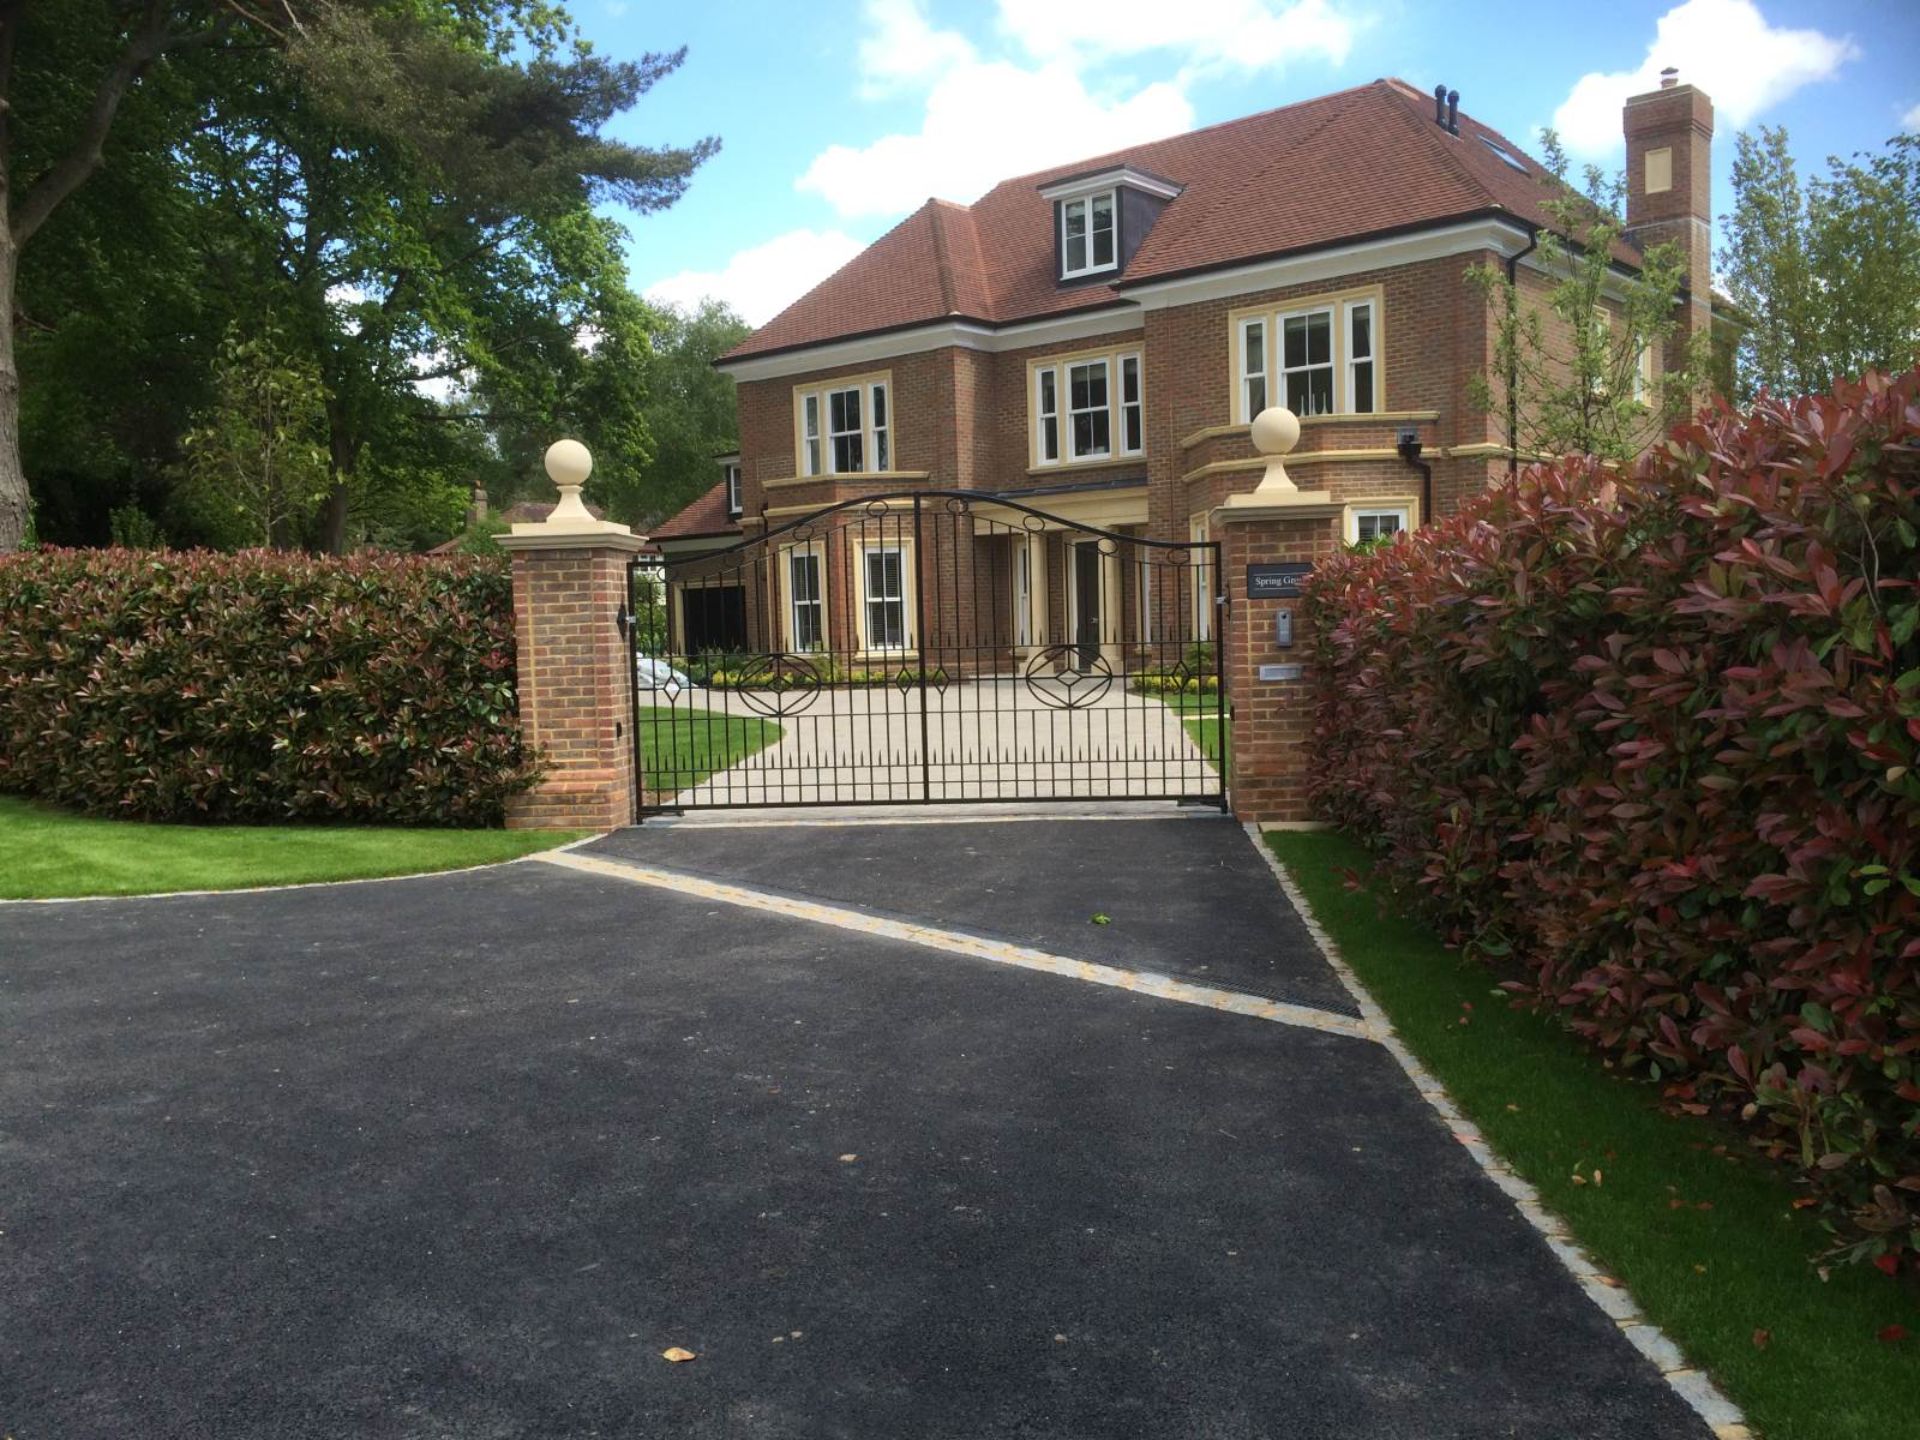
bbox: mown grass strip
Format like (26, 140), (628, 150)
(0, 795), (584, 901)
(1267, 830), (1919, 1440)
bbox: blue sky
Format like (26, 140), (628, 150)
(576, 0), (1920, 325)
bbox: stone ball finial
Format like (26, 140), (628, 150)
(544, 438), (593, 490)
(1250, 405), (1300, 457)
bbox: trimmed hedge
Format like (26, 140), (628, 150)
(0, 548), (538, 826)
(1304, 368), (1920, 1264)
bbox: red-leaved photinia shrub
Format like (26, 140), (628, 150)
(1305, 368), (1920, 1264)
(0, 547), (539, 826)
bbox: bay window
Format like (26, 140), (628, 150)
(795, 373), (893, 476)
(1233, 288), (1384, 422)
(1031, 348), (1144, 467)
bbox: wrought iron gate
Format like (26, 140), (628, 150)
(628, 490), (1225, 812)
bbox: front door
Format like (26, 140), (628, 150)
(1073, 542), (1102, 667)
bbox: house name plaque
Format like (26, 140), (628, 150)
(1246, 562), (1313, 599)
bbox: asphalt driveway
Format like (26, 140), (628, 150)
(0, 817), (1713, 1439)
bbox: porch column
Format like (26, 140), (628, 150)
(497, 440), (650, 831)
(1211, 408), (1343, 824)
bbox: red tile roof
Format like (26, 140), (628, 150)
(728, 79), (1627, 362)
(651, 479), (743, 541)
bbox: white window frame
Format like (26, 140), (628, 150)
(1031, 347), (1142, 468)
(869, 381), (890, 471)
(1238, 317), (1269, 423)
(1067, 359), (1111, 461)
(827, 385), (863, 473)
(784, 546), (827, 653)
(1035, 368), (1059, 464)
(723, 462), (742, 518)
(795, 372), (892, 477)
(1279, 307), (1336, 417)
(1060, 190), (1118, 280)
(858, 543), (911, 653)
(1120, 355), (1142, 455)
(1232, 286), (1384, 423)
(1634, 342), (1655, 404)
(802, 395), (822, 476)
(1348, 504), (1412, 545)
(1344, 300), (1376, 415)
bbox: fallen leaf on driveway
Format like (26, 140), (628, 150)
(662, 1347), (697, 1363)
(839, 1154), (858, 1163)
(1090, 913), (1111, 925)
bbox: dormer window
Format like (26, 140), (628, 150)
(1061, 191), (1117, 279)
(1040, 165), (1180, 285)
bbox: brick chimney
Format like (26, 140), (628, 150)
(1624, 69), (1714, 380)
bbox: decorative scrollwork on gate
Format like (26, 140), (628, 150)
(729, 653), (825, 717)
(1022, 644), (1115, 710)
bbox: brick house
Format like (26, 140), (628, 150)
(652, 75), (1717, 659)
(629, 75), (1722, 815)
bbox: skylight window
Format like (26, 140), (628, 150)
(1480, 137), (1528, 174)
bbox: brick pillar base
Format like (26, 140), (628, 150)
(1213, 498), (1342, 824)
(498, 530), (648, 831)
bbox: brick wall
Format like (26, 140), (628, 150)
(1215, 508), (1342, 823)
(505, 542), (639, 831)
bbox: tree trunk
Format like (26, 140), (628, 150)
(0, 236), (27, 552)
(315, 401), (358, 554)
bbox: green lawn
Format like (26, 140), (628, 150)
(1267, 831), (1920, 1440)
(0, 795), (584, 900)
(1151, 689), (1227, 769)
(637, 706), (782, 797)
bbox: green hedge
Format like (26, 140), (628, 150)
(1304, 368), (1920, 1265)
(0, 548), (539, 826)
(1130, 671), (1220, 695)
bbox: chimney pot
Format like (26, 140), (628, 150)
(1446, 89), (1460, 135)
(1434, 83), (1447, 127)
(1660, 67), (1678, 89)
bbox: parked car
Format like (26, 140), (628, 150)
(635, 656), (695, 693)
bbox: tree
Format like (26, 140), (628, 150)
(631, 299), (749, 525)
(1721, 127), (1920, 401)
(1467, 132), (1706, 465)
(0, 1), (717, 553)
(177, 319), (330, 548)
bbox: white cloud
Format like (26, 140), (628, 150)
(1902, 101), (1920, 133)
(859, 0), (975, 97)
(996, 0), (1356, 79)
(643, 228), (866, 326)
(697, 0), (1355, 323)
(1551, 0), (1857, 156)
(799, 2), (1193, 219)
